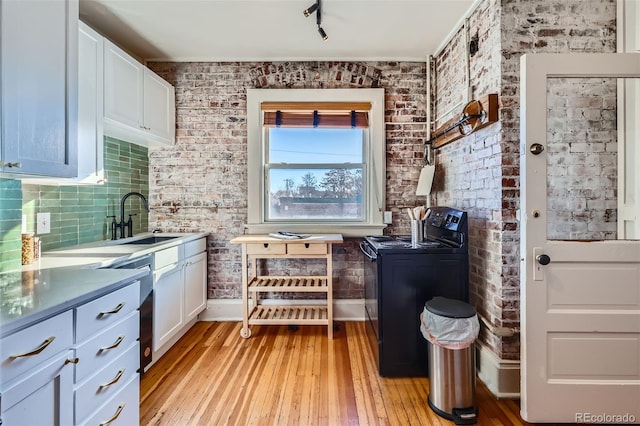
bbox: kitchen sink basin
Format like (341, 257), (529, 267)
(122, 236), (179, 245)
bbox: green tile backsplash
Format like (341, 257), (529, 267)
(0, 137), (149, 272)
(0, 179), (23, 272)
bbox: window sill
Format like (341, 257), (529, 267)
(244, 223), (388, 238)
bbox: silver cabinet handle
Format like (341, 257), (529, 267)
(10, 336), (55, 359)
(99, 368), (125, 389)
(98, 303), (124, 318)
(99, 335), (125, 352)
(65, 357), (80, 365)
(6, 162), (22, 168)
(99, 403), (125, 426)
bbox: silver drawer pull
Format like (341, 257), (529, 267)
(99, 368), (125, 390)
(65, 357), (80, 365)
(99, 403), (125, 426)
(99, 336), (125, 352)
(98, 303), (125, 318)
(10, 336), (55, 359)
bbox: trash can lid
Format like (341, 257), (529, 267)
(424, 297), (476, 318)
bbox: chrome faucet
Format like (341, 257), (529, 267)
(119, 192), (150, 239)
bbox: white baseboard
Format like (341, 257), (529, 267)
(200, 298), (366, 322)
(476, 342), (521, 398)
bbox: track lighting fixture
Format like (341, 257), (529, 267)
(303, 0), (328, 41)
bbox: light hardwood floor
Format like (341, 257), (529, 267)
(141, 321), (535, 425)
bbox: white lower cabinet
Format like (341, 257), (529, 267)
(0, 280), (141, 426)
(0, 350), (74, 426)
(79, 374), (139, 426)
(184, 251), (207, 322)
(154, 261), (184, 350)
(0, 311), (75, 426)
(74, 342), (139, 423)
(152, 238), (207, 360)
(73, 282), (140, 425)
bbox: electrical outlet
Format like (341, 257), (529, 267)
(383, 211), (393, 224)
(37, 212), (51, 234)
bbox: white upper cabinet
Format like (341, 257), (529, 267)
(0, 0), (78, 177)
(76, 22), (106, 184)
(104, 40), (175, 147)
(23, 21), (106, 186)
(104, 40), (144, 129)
(144, 69), (176, 143)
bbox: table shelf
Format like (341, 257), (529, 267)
(248, 276), (328, 292)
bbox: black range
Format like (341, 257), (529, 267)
(361, 206), (470, 377)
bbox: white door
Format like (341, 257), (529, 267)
(520, 53), (640, 423)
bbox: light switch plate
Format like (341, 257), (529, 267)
(37, 212), (51, 234)
(383, 211), (393, 224)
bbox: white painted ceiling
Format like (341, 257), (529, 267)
(79, 0), (475, 62)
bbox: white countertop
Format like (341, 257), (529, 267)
(1, 232), (209, 337)
(23, 232), (209, 270)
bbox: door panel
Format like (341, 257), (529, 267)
(520, 53), (640, 423)
(548, 333), (640, 380)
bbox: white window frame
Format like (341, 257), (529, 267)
(246, 88), (386, 237)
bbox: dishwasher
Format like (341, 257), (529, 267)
(103, 254), (153, 374)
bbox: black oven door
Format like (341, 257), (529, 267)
(360, 242), (379, 340)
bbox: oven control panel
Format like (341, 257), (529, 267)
(427, 207), (467, 232)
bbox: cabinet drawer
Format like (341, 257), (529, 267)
(79, 374), (139, 426)
(184, 237), (206, 258)
(287, 243), (327, 255)
(246, 243), (286, 255)
(154, 245), (182, 269)
(74, 342), (139, 423)
(74, 311), (139, 383)
(0, 311), (73, 386)
(75, 282), (140, 342)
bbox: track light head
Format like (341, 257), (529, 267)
(317, 26), (328, 41)
(303, 2), (318, 17)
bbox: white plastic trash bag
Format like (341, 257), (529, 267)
(420, 307), (480, 350)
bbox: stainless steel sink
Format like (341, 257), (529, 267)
(122, 236), (179, 245)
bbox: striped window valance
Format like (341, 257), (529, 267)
(262, 101), (371, 128)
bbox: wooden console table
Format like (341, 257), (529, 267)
(230, 234), (343, 339)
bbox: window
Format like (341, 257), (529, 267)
(246, 89), (386, 237)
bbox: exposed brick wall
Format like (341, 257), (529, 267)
(147, 61), (427, 300)
(433, 0), (616, 360)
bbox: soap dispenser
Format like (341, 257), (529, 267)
(107, 215), (118, 240)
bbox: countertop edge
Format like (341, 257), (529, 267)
(1, 268), (148, 339)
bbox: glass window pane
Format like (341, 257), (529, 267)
(268, 128), (363, 163)
(546, 77), (640, 241)
(267, 168), (363, 220)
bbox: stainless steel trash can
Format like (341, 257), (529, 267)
(423, 297), (478, 425)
